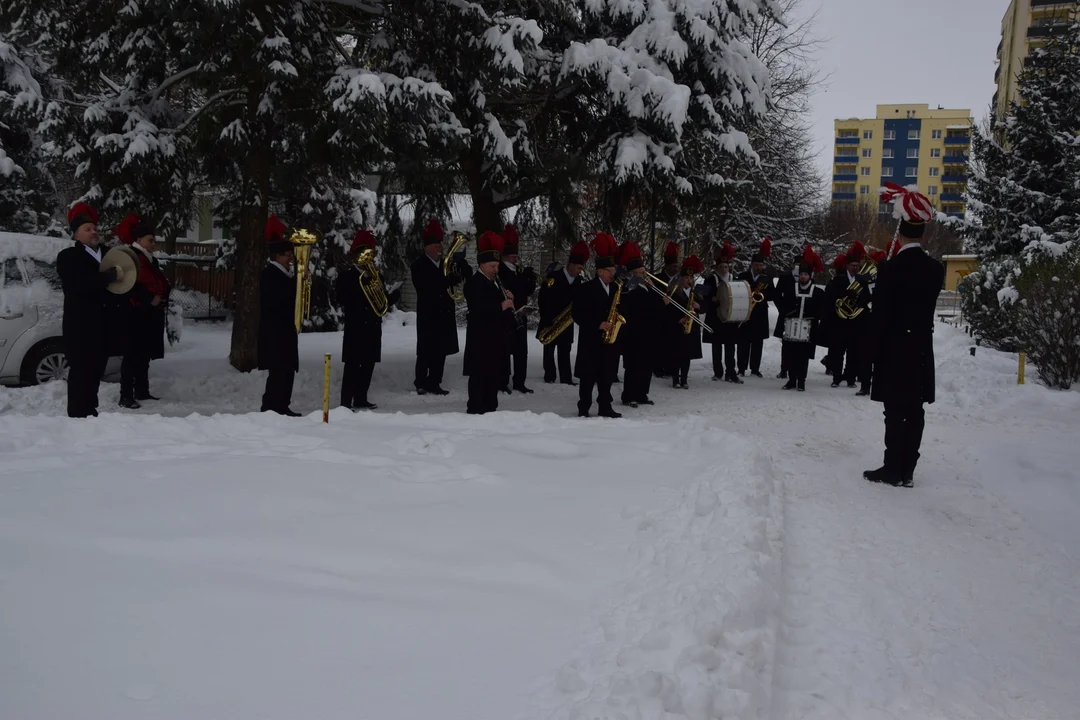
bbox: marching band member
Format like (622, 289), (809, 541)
(701, 243), (741, 384)
(652, 240), (681, 379)
(780, 246), (825, 392)
(464, 231), (515, 414)
(497, 224), (538, 395)
(736, 238), (774, 378)
(572, 233), (622, 419)
(827, 242), (871, 389)
(864, 185), (945, 488)
(114, 212), (170, 409)
(618, 240), (666, 408)
(537, 241), (589, 385)
(773, 254), (799, 380)
(57, 202), (117, 419)
(667, 255), (704, 390)
(410, 219), (464, 396)
(337, 230), (400, 411)
(819, 253), (848, 377)
(258, 215), (301, 416)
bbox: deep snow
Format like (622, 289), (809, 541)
(1, 315), (1078, 720)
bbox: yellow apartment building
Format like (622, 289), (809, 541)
(832, 104), (973, 219)
(996, 1), (1078, 118)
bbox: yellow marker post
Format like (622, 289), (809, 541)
(323, 354), (331, 423)
(1018, 352), (1026, 386)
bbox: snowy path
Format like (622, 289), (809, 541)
(2, 318), (1079, 719)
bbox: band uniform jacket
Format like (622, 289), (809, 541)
(667, 285), (703, 361)
(336, 264), (397, 365)
(498, 262), (537, 336)
(736, 270), (774, 342)
(463, 271), (512, 377)
(619, 282), (663, 358)
(781, 283), (826, 357)
(826, 272), (872, 334)
(121, 246), (170, 361)
(772, 272), (797, 340)
(56, 243), (112, 364)
(572, 277), (618, 380)
(536, 269), (580, 344)
(257, 263), (299, 372)
(700, 274), (740, 344)
(410, 254), (461, 358)
(869, 246), (945, 406)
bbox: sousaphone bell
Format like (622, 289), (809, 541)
(100, 246), (139, 295)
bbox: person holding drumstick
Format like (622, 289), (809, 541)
(781, 246), (825, 392)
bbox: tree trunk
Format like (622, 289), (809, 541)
(461, 146), (502, 234)
(229, 132), (272, 372)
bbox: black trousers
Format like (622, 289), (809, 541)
(341, 361), (375, 407)
(67, 352), (106, 418)
(467, 373), (500, 414)
(710, 341), (736, 379)
(785, 342), (813, 382)
(883, 403), (926, 477)
(262, 368), (295, 413)
(578, 373), (614, 415)
(621, 348), (653, 403)
(120, 351), (151, 400)
(502, 330), (528, 389)
(543, 337), (573, 383)
(673, 358), (690, 386)
(830, 329), (861, 384)
(414, 350), (446, 390)
(737, 339), (763, 373)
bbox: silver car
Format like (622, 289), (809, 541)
(0, 232), (121, 386)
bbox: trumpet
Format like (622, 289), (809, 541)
(641, 271), (714, 335)
(444, 231), (470, 302)
(354, 247), (390, 317)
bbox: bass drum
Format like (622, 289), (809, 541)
(715, 280), (754, 324)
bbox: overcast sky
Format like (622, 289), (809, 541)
(795, 0), (1007, 182)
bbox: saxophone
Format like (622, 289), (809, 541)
(681, 287), (695, 335)
(601, 279), (626, 345)
(538, 304), (574, 345)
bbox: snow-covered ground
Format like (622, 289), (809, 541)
(1, 315), (1078, 720)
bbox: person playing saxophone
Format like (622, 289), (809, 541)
(571, 232), (622, 419)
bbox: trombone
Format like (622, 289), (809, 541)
(637, 271), (714, 335)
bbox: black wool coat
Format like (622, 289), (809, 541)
(619, 283), (663, 361)
(869, 246), (945, 405)
(572, 277), (619, 380)
(736, 270), (774, 342)
(772, 272), (798, 339)
(700, 274), (741, 344)
(121, 248), (169, 361)
(499, 262), (537, 349)
(56, 243), (112, 364)
(667, 286), (703, 361)
(825, 273), (871, 344)
(536, 269), (581, 344)
(257, 264), (299, 372)
(463, 271), (512, 377)
(781, 283), (826, 357)
(410, 254), (462, 358)
(336, 265), (388, 365)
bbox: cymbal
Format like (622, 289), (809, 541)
(101, 246), (138, 295)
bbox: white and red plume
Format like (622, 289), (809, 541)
(879, 182), (935, 224)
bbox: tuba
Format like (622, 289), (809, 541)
(291, 228), (318, 333)
(835, 254), (879, 320)
(355, 247), (390, 317)
(444, 231), (470, 302)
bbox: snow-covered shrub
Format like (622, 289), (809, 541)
(1011, 249), (1080, 389)
(960, 256), (1021, 352)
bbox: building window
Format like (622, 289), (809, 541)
(929, 186), (938, 196)
(932, 129), (943, 139)
(863, 130), (873, 140)
(908, 129), (920, 140)
(862, 148), (872, 158)
(931, 148), (941, 158)
(837, 129), (859, 138)
(906, 167), (918, 177)
(882, 149), (895, 159)
(882, 167), (894, 177)
(929, 167), (940, 177)
(878, 203), (891, 215)
(860, 166), (871, 176)
(860, 185), (871, 195)
(884, 130), (896, 140)
(907, 148), (919, 158)
(837, 148), (858, 156)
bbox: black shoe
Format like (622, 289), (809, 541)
(777, 371), (787, 379)
(855, 389), (870, 397)
(901, 475), (914, 488)
(738, 370), (746, 377)
(352, 402), (378, 411)
(751, 370), (764, 378)
(598, 408), (623, 419)
(500, 386), (513, 395)
(428, 386), (450, 396)
(135, 393), (160, 401)
(280, 408), (302, 418)
(727, 375), (744, 385)
(783, 379), (797, 390)
(612, 376), (622, 384)
(415, 386), (428, 396)
(679, 383), (689, 390)
(544, 378), (557, 384)
(863, 466), (901, 486)
(561, 380), (578, 386)
(513, 385), (534, 394)
(797, 380), (806, 392)
(830, 382), (841, 388)
(640, 398), (654, 406)
(118, 397), (141, 410)
(622, 401), (639, 408)
(847, 382), (857, 389)
(577, 410), (591, 418)
(712, 376), (722, 382)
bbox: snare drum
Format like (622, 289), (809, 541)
(783, 318), (813, 343)
(715, 280), (754, 323)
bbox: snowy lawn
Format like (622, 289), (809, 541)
(1, 315), (1079, 720)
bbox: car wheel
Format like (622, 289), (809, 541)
(20, 339), (69, 386)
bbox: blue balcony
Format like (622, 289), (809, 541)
(833, 174), (858, 182)
(835, 137), (861, 145)
(940, 193), (965, 202)
(832, 192), (857, 200)
(834, 156), (858, 165)
(945, 136), (970, 145)
(943, 154), (969, 164)
(942, 174), (968, 183)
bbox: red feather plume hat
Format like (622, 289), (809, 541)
(350, 229), (376, 253)
(801, 245), (824, 275)
(715, 242), (736, 263)
(663, 240), (680, 262)
(832, 253), (847, 271)
(67, 202), (98, 233)
(265, 214), (288, 243)
(618, 240), (644, 271)
(591, 232), (618, 270)
(880, 182), (935, 239)
(476, 231), (504, 264)
(846, 240), (866, 264)
(568, 240), (590, 265)
(422, 219), (444, 245)
(113, 212), (140, 245)
(681, 254), (704, 276)
(869, 249), (887, 264)
(502, 224), (520, 255)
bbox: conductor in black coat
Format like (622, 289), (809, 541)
(57, 202), (119, 418)
(736, 243), (774, 377)
(410, 219), (466, 396)
(497, 224), (537, 394)
(573, 234), (622, 419)
(701, 246), (741, 383)
(464, 232), (515, 414)
(537, 241), (588, 385)
(337, 230), (401, 411)
(864, 195), (946, 488)
(258, 215), (300, 416)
